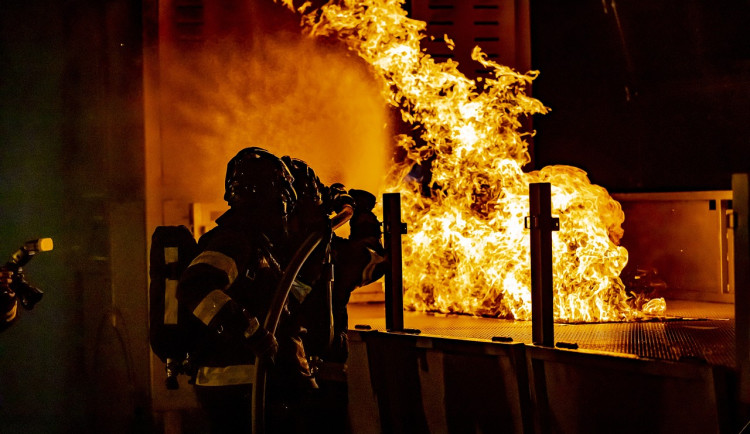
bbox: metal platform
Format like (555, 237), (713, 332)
(348, 299), (736, 368)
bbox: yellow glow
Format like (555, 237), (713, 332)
(157, 31), (389, 202)
(37, 238), (54, 252)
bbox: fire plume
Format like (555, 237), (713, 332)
(279, 0), (665, 322)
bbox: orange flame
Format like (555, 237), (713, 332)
(279, 0), (665, 322)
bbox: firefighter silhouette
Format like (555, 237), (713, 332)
(166, 147), (385, 433)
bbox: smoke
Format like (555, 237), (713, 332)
(159, 33), (390, 204)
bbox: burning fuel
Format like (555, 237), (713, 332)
(278, 0), (666, 322)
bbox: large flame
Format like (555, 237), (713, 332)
(279, 0), (665, 322)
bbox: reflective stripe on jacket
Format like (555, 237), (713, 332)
(194, 363), (256, 386)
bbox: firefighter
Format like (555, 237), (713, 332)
(280, 157), (385, 365)
(282, 157), (387, 433)
(176, 147), (310, 434)
(312, 187), (387, 433)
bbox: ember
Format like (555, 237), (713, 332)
(278, 0), (665, 322)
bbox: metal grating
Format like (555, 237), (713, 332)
(409, 0), (523, 78)
(349, 300), (736, 368)
(174, 0), (204, 41)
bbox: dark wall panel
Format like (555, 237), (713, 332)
(530, 0), (750, 192)
(0, 1), (149, 432)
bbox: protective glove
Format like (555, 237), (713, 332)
(348, 189), (382, 240)
(329, 331), (350, 363)
(348, 189), (376, 212)
(246, 325), (279, 362)
(327, 183), (355, 214)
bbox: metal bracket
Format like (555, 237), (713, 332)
(524, 215), (560, 231)
(728, 211), (737, 230)
(529, 183), (556, 348)
(384, 221), (408, 235)
(383, 193), (405, 332)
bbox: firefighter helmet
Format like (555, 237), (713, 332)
(281, 156), (324, 209)
(224, 147), (297, 217)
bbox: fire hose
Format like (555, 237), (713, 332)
(252, 204), (354, 434)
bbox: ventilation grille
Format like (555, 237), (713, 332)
(411, 0), (519, 79)
(174, 0), (204, 41)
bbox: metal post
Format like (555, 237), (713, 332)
(733, 174), (750, 404)
(527, 183), (558, 347)
(383, 193), (405, 332)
